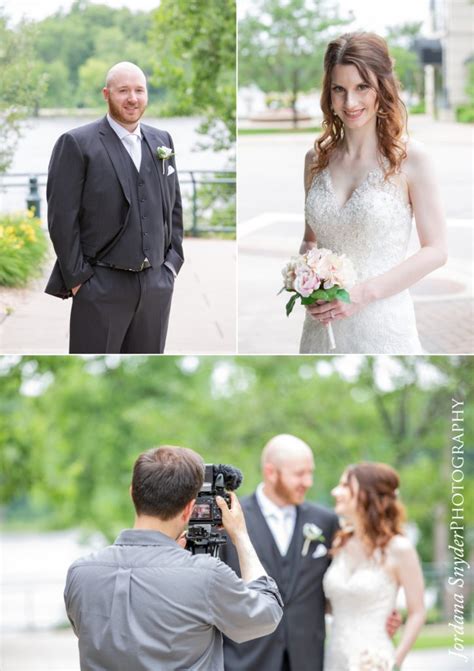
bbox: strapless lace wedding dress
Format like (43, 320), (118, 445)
(323, 548), (398, 671)
(299, 165), (422, 353)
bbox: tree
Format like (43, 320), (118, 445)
(150, 0), (236, 154)
(1, 355), (472, 568)
(77, 57), (109, 108)
(385, 22), (424, 104)
(32, 1), (157, 109)
(0, 14), (47, 172)
(38, 60), (73, 108)
(239, 0), (349, 127)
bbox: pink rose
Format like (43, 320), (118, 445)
(294, 269), (319, 297)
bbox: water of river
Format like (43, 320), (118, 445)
(1, 530), (107, 632)
(0, 115), (233, 213)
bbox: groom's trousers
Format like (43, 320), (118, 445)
(69, 262), (175, 353)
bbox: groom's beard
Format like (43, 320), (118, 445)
(107, 97), (146, 126)
(274, 472), (307, 506)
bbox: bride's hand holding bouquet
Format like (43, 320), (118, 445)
(307, 282), (369, 326)
(280, 247), (357, 350)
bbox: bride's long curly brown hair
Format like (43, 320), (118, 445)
(312, 32), (407, 180)
(331, 462), (406, 557)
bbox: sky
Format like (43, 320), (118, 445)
(238, 0), (431, 35)
(1, 0), (161, 25)
(3, 0), (431, 33)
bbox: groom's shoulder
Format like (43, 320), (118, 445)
(63, 118), (104, 140)
(141, 121), (172, 142)
(301, 500), (337, 525)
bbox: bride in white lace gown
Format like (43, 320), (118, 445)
(299, 33), (447, 354)
(323, 463), (426, 671)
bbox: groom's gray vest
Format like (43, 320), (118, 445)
(98, 137), (166, 270)
(220, 494), (339, 671)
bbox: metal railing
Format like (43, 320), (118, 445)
(0, 170), (236, 236)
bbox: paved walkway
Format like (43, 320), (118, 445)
(238, 115), (473, 354)
(0, 238), (236, 354)
(1, 630), (471, 670)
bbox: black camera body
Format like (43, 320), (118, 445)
(186, 463), (242, 556)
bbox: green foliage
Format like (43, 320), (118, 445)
(0, 211), (48, 286)
(466, 61), (474, 102)
(0, 356), (472, 560)
(239, 0), (349, 127)
(150, 0), (236, 154)
(456, 62), (474, 123)
(385, 23), (424, 101)
(409, 101), (426, 114)
(38, 60), (73, 108)
(77, 57), (109, 108)
(31, 1), (159, 109)
(0, 15), (47, 172)
(191, 175), (236, 236)
(456, 105), (474, 123)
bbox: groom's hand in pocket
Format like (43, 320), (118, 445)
(71, 284), (82, 296)
(386, 609), (403, 638)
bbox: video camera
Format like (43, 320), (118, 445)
(186, 463), (243, 557)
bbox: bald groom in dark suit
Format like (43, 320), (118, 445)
(220, 435), (340, 671)
(45, 62), (183, 353)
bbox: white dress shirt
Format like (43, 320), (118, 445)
(106, 113), (142, 171)
(256, 483), (297, 556)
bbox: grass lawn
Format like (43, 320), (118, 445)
(395, 623), (474, 649)
(239, 127), (321, 135)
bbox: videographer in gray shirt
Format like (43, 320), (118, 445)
(64, 445), (283, 671)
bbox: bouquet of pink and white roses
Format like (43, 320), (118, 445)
(279, 247), (356, 350)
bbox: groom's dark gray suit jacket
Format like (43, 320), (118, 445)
(220, 494), (339, 671)
(45, 116), (183, 299)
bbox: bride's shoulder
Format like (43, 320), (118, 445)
(304, 147), (319, 191)
(401, 137), (433, 179)
(305, 146), (318, 167)
(386, 534), (415, 559)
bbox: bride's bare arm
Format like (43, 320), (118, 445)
(362, 140), (447, 304)
(300, 148), (318, 254)
(391, 536), (426, 667)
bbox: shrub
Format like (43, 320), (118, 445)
(456, 105), (474, 123)
(409, 101), (425, 114)
(0, 210), (48, 286)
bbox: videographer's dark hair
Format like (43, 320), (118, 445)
(131, 446), (204, 520)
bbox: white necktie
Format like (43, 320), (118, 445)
(272, 510), (294, 556)
(123, 133), (142, 172)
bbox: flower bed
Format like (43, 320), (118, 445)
(0, 210), (48, 286)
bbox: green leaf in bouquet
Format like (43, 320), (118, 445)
(336, 288), (351, 303)
(301, 289), (329, 305)
(277, 286), (287, 295)
(286, 293), (298, 316)
(325, 286), (339, 300)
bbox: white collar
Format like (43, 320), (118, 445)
(106, 113), (142, 140)
(256, 482), (296, 520)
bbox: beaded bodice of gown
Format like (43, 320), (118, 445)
(299, 165), (422, 354)
(323, 547), (398, 671)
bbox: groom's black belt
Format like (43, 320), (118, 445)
(90, 258), (152, 272)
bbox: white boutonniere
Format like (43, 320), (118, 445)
(156, 145), (175, 174)
(301, 522), (326, 557)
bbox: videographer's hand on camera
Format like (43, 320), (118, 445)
(216, 492), (248, 543)
(216, 492), (267, 584)
(176, 531), (187, 549)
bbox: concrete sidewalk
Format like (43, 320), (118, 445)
(237, 115), (474, 354)
(1, 630), (471, 670)
(0, 238), (236, 354)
